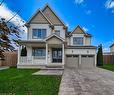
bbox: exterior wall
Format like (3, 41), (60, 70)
(73, 27), (84, 34)
(110, 46), (114, 52)
(54, 26), (65, 39)
(48, 48), (52, 63)
(66, 37), (70, 45)
(31, 12), (48, 24)
(85, 37), (91, 45)
(27, 46), (32, 58)
(65, 48), (96, 55)
(42, 7), (63, 25)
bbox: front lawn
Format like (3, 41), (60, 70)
(0, 68), (61, 95)
(99, 64), (114, 72)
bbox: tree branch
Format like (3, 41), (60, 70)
(7, 9), (21, 23)
(0, 0), (4, 6)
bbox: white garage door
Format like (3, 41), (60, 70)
(81, 55), (95, 69)
(66, 55), (79, 68)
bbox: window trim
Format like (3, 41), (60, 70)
(32, 48), (46, 58)
(55, 30), (60, 36)
(73, 37), (83, 45)
(32, 29), (47, 39)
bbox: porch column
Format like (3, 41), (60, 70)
(18, 46), (21, 64)
(62, 44), (65, 65)
(46, 43), (48, 64)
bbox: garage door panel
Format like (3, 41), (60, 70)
(81, 55), (95, 69)
(66, 55), (79, 68)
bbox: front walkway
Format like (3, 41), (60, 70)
(33, 69), (63, 75)
(0, 66), (9, 70)
(58, 68), (114, 95)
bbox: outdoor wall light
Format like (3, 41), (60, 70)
(72, 50), (73, 53)
(87, 50), (89, 53)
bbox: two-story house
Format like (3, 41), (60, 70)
(17, 4), (97, 69)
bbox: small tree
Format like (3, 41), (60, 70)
(21, 46), (27, 56)
(97, 44), (103, 66)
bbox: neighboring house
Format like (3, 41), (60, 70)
(110, 44), (114, 53)
(17, 4), (97, 69)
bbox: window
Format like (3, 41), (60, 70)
(32, 48), (46, 57)
(55, 30), (60, 36)
(32, 29), (46, 39)
(73, 37), (83, 45)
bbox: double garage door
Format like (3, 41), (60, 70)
(66, 55), (95, 69)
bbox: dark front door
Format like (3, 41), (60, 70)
(52, 48), (62, 63)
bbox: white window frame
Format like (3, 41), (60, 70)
(55, 30), (60, 36)
(32, 29), (47, 39)
(32, 48), (46, 58)
(73, 37), (83, 45)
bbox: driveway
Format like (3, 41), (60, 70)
(59, 67), (114, 95)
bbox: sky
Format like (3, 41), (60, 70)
(0, 0), (114, 52)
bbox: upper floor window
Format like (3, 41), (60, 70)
(73, 37), (83, 45)
(55, 30), (60, 36)
(32, 29), (46, 39)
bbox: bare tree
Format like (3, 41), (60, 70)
(0, 0), (4, 6)
(0, 16), (25, 59)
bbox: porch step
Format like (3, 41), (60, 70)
(43, 68), (64, 70)
(45, 63), (64, 69)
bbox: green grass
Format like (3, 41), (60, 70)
(99, 64), (114, 72)
(0, 68), (61, 95)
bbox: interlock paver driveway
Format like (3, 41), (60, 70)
(59, 67), (114, 95)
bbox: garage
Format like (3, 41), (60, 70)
(65, 54), (95, 69)
(81, 55), (95, 68)
(65, 55), (79, 68)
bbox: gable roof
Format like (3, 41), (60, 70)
(27, 9), (52, 25)
(42, 4), (66, 27)
(70, 25), (86, 35)
(68, 25), (92, 37)
(44, 33), (65, 42)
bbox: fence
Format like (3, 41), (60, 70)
(0, 51), (18, 66)
(103, 54), (114, 64)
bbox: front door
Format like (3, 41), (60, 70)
(52, 48), (62, 63)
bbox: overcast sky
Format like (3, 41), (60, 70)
(0, 0), (114, 52)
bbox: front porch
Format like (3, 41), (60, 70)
(17, 38), (65, 69)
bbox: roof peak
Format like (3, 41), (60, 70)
(27, 8), (52, 25)
(42, 4), (66, 27)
